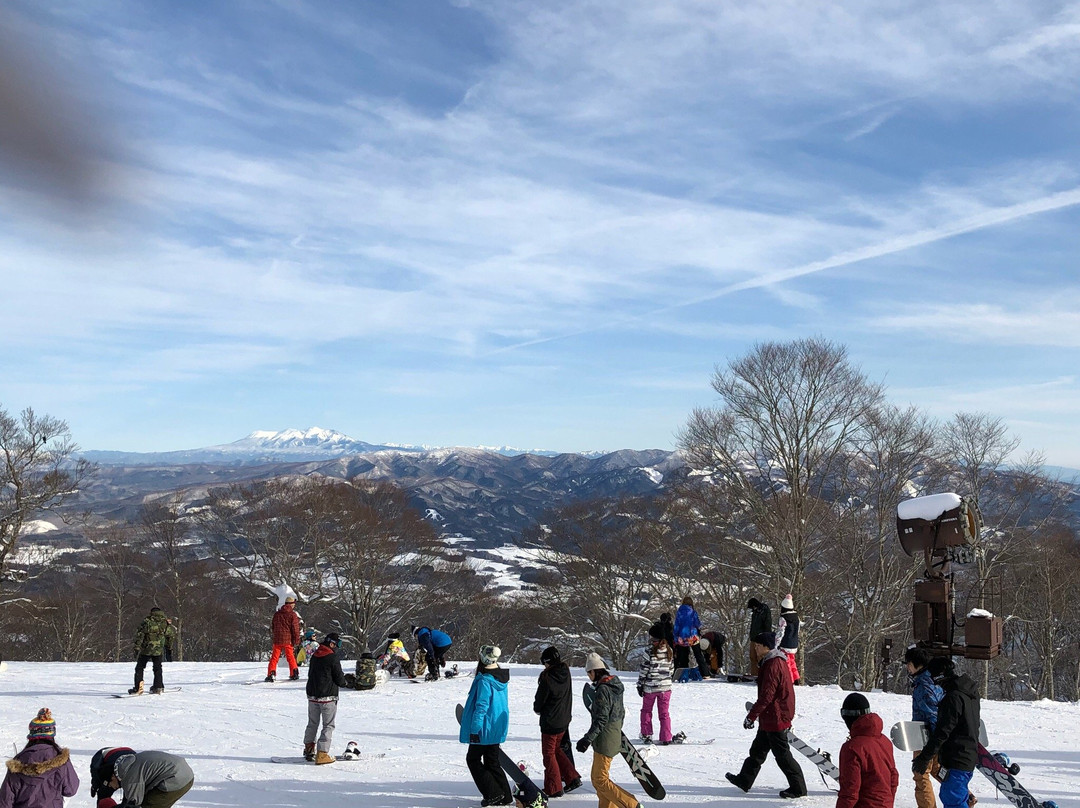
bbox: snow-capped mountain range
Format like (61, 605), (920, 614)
(80, 427), (607, 465)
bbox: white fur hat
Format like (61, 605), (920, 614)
(781, 594), (794, 610)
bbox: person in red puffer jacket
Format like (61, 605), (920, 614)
(265, 596), (301, 682)
(836, 693), (899, 808)
(726, 631), (806, 799)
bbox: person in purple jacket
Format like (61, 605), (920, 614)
(0, 708), (79, 808)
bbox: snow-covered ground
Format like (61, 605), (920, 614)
(1, 661), (1077, 808)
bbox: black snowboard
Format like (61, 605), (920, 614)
(455, 702), (545, 805)
(584, 681), (666, 800)
(112, 687), (181, 698)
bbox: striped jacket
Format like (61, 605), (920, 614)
(637, 647), (673, 694)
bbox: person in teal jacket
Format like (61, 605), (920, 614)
(459, 645), (512, 806)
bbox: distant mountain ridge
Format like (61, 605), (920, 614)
(80, 427), (608, 465)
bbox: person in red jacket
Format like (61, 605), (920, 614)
(265, 596), (301, 682)
(726, 631), (807, 799)
(836, 692), (899, 808)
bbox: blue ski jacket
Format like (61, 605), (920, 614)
(911, 669), (943, 730)
(459, 667), (510, 745)
(673, 604), (701, 644)
(416, 627), (452, 660)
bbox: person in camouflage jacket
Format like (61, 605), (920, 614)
(131, 607), (176, 695)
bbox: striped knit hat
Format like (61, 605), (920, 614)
(27, 707), (56, 740)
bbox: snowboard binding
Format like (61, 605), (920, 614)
(342, 741), (361, 761)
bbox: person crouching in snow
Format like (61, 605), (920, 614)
(637, 624), (674, 744)
(578, 653), (640, 808)
(836, 693), (899, 808)
(726, 631), (807, 799)
(461, 645), (513, 807)
(303, 632), (348, 764)
(0, 708), (79, 808)
(90, 747), (194, 808)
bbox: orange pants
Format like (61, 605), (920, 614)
(590, 752), (638, 808)
(914, 752), (941, 808)
(268, 644), (298, 675)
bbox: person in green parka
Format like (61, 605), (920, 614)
(130, 607), (176, 695)
(577, 653), (640, 808)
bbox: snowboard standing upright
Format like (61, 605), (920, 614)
(585, 682), (666, 800)
(889, 721), (1059, 808)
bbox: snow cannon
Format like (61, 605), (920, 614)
(896, 493), (980, 557)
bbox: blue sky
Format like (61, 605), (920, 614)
(2, 1), (1080, 464)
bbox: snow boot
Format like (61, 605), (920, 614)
(564, 778), (582, 793)
(315, 750), (335, 765)
(639, 734), (652, 744)
(150, 686), (165, 695)
(303, 743), (315, 762)
(725, 773), (749, 793)
(289, 670), (300, 681)
(128, 683), (143, 695)
(264, 674), (275, 683)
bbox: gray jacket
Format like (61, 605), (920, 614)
(114, 751), (193, 807)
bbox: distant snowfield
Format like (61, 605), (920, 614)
(0, 661), (1076, 808)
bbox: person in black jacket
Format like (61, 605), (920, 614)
(533, 646), (582, 798)
(913, 657), (980, 808)
(746, 598), (772, 676)
(304, 632), (348, 764)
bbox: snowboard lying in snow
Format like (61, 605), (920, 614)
(112, 687), (182, 698)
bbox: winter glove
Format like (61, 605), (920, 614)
(637, 684), (644, 698)
(912, 754), (930, 775)
(576, 737), (590, 753)
(743, 717), (755, 730)
(469, 733), (481, 744)
(98, 799), (119, 808)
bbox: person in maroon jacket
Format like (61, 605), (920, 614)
(265, 596), (301, 682)
(0, 708), (79, 808)
(726, 631), (807, 799)
(836, 693), (899, 808)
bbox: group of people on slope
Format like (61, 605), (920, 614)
(746, 594), (801, 683)
(724, 629), (983, 808)
(460, 644), (644, 808)
(0, 709), (194, 808)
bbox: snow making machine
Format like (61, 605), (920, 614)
(896, 493), (1003, 660)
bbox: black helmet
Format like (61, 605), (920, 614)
(324, 632), (342, 649)
(927, 655), (955, 684)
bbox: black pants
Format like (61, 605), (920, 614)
(466, 743), (511, 803)
(428, 642), (453, 677)
(135, 654), (164, 689)
(674, 644), (712, 677)
(736, 730), (807, 795)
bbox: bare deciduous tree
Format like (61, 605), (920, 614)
(535, 497), (664, 669)
(679, 338), (884, 679)
(1, 405), (94, 596)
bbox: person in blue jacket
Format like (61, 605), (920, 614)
(413, 625), (454, 680)
(673, 596), (711, 680)
(905, 647), (943, 808)
(460, 645), (512, 806)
